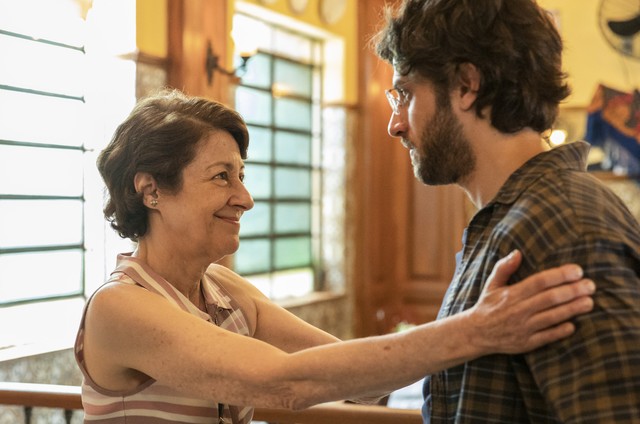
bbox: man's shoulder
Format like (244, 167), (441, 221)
(512, 168), (631, 223)
(495, 169), (637, 244)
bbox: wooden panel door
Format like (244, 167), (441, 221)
(353, 0), (470, 336)
(168, 0), (232, 104)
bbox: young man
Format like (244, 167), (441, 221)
(376, 0), (640, 422)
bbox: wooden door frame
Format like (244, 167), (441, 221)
(167, 0), (232, 104)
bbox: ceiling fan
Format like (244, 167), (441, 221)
(599, 0), (640, 59)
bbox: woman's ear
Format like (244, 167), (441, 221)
(454, 62), (481, 111)
(134, 172), (159, 208)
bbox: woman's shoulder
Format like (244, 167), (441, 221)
(205, 264), (265, 298)
(204, 264), (264, 331)
(87, 280), (176, 325)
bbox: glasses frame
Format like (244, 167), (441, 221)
(385, 87), (409, 115)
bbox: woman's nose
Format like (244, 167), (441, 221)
(233, 182), (254, 211)
(388, 112), (406, 138)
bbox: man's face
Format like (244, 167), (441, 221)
(387, 72), (476, 186)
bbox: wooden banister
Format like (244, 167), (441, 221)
(0, 382), (422, 423)
(0, 382), (82, 410)
(254, 402), (421, 423)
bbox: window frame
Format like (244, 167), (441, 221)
(0, 0), (137, 361)
(231, 6), (347, 301)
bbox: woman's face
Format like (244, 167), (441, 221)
(155, 130), (254, 262)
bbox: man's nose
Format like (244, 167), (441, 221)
(388, 112), (406, 138)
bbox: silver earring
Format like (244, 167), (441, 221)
(150, 199), (158, 207)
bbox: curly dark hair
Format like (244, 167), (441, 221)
(375, 0), (571, 133)
(97, 89), (249, 241)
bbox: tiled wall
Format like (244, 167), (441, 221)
(0, 349), (82, 423)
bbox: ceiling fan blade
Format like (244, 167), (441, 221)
(607, 14), (640, 37)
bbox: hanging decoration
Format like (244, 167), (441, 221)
(585, 84), (640, 176)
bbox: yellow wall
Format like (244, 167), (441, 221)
(136, 0), (168, 58)
(539, 0), (640, 107)
(135, 0), (359, 104)
(135, 1), (640, 108)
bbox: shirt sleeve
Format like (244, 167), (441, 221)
(523, 235), (640, 423)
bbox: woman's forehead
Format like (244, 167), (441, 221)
(192, 131), (243, 166)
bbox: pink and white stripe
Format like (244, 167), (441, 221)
(75, 253), (254, 423)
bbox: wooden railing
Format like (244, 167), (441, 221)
(0, 382), (422, 424)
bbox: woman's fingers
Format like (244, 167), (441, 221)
(519, 322), (577, 352)
(483, 250), (523, 291)
(524, 284), (595, 331)
(473, 252), (596, 354)
(508, 262), (585, 300)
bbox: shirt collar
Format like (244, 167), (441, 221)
(489, 141), (591, 207)
(201, 271), (234, 311)
(113, 253), (233, 321)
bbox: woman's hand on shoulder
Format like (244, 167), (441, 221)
(466, 250), (595, 355)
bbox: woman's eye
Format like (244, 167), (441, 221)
(213, 172), (229, 181)
(239, 174), (245, 183)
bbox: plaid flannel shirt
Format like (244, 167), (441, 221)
(422, 141), (640, 423)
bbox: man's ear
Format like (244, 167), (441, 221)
(454, 62), (481, 111)
(134, 172), (159, 208)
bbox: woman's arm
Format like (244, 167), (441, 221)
(83, 250), (593, 410)
(210, 264), (341, 352)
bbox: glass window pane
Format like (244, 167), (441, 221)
(275, 237), (311, 269)
(0, 34), (86, 97)
(0, 199), (82, 248)
(0, 0), (86, 47)
(275, 203), (310, 234)
(275, 131), (311, 165)
(232, 13), (272, 58)
(0, 250), (83, 303)
(235, 86), (272, 126)
(275, 168), (310, 199)
(244, 273), (271, 297)
(240, 201), (271, 237)
(274, 59), (311, 98)
(239, 52), (271, 89)
(246, 125), (272, 162)
(0, 90), (86, 147)
(275, 98), (311, 131)
(0, 145), (83, 196)
(234, 239), (271, 275)
(273, 29), (312, 62)
(244, 163), (271, 199)
(270, 268), (313, 300)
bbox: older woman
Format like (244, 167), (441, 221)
(75, 89), (594, 423)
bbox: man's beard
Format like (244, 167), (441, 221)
(410, 100), (476, 186)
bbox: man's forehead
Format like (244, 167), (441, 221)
(392, 70), (407, 86)
(392, 70), (419, 86)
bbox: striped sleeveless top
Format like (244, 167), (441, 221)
(74, 253), (254, 423)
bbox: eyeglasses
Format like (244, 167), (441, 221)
(385, 87), (410, 115)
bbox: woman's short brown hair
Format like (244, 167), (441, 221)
(97, 89), (249, 241)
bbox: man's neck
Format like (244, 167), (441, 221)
(460, 127), (549, 209)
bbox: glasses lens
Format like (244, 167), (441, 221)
(386, 89), (399, 114)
